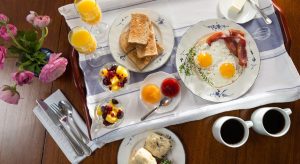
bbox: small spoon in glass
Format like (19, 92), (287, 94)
(141, 97), (172, 121)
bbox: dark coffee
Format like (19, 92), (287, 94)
(263, 110), (285, 134)
(220, 119), (245, 144)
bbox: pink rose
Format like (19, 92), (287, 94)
(0, 13), (8, 23)
(39, 53), (68, 83)
(33, 16), (50, 28)
(0, 85), (20, 105)
(0, 24), (17, 41)
(26, 11), (37, 24)
(0, 46), (7, 69)
(12, 70), (34, 86)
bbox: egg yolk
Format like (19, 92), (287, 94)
(141, 84), (162, 104)
(219, 63), (236, 79)
(197, 53), (212, 68)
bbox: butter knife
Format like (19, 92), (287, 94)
(36, 100), (85, 156)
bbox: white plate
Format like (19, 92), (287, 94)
(139, 71), (181, 114)
(219, 0), (257, 24)
(118, 128), (185, 164)
(176, 19), (260, 102)
(109, 8), (174, 73)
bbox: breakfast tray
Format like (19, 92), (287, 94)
(67, 0), (292, 140)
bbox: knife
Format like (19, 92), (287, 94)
(36, 99), (85, 156)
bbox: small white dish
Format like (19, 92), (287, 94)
(118, 128), (185, 164)
(219, 0), (257, 24)
(109, 8), (174, 73)
(140, 71), (181, 114)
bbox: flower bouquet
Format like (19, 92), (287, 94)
(0, 12), (68, 105)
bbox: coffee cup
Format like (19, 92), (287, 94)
(212, 116), (253, 148)
(251, 107), (292, 137)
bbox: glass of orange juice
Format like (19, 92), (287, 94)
(68, 26), (102, 67)
(74, 0), (108, 44)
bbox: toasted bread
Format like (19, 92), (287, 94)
(127, 49), (154, 70)
(136, 23), (158, 58)
(119, 30), (135, 53)
(156, 43), (164, 55)
(128, 13), (150, 45)
(127, 43), (163, 70)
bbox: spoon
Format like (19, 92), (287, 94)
(58, 100), (90, 144)
(141, 97), (172, 121)
(247, 0), (272, 24)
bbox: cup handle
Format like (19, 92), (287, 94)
(245, 121), (253, 128)
(283, 108), (292, 115)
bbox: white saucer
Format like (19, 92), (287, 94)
(219, 0), (257, 24)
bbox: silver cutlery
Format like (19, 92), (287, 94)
(50, 104), (92, 155)
(58, 100), (90, 144)
(141, 97), (172, 121)
(36, 100), (84, 156)
(247, 0), (272, 24)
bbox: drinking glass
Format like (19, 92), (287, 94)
(74, 0), (108, 67)
(68, 26), (101, 67)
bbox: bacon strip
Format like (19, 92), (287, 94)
(237, 39), (247, 67)
(206, 32), (224, 46)
(229, 29), (245, 37)
(205, 29), (248, 67)
(224, 37), (237, 56)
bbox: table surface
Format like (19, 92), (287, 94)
(0, 0), (299, 163)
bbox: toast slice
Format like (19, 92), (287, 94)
(136, 22), (158, 58)
(127, 49), (154, 70)
(119, 30), (135, 53)
(127, 43), (164, 70)
(128, 13), (150, 45)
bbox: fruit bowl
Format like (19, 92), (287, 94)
(94, 98), (125, 128)
(99, 62), (130, 92)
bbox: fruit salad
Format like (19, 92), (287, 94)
(95, 98), (124, 127)
(99, 63), (129, 92)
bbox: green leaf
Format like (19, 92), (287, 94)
(24, 30), (38, 42)
(8, 46), (23, 54)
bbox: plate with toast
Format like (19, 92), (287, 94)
(109, 8), (174, 72)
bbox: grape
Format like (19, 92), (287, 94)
(117, 110), (124, 119)
(111, 99), (119, 104)
(102, 78), (110, 86)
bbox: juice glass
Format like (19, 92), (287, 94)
(74, 0), (108, 44)
(68, 26), (101, 67)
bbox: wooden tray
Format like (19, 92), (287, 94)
(69, 1), (291, 140)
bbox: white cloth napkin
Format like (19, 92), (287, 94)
(58, 0), (300, 150)
(33, 90), (99, 163)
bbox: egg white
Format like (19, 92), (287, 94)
(194, 39), (243, 88)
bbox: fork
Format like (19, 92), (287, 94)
(50, 104), (92, 155)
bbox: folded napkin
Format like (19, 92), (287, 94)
(59, 0), (300, 148)
(33, 90), (99, 163)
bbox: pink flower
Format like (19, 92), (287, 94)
(0, 13), (8, 23)
(39, 53), (68, 83)
(26, 11), (37, 24)
(12, 70), (34, 86)
(33, 16), (50, 28)
(0, 46), (7, 70)
(0, 24), (17, 41)
(0, 85), (20, 105)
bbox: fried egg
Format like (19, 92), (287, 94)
(194, 39), (242, 87)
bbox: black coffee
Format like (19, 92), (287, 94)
(220, 119), (245, 144)
(263, 110), (285, 134)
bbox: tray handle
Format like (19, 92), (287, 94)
(70, 49), (92, 140)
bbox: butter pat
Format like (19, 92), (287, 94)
(229, 0), (247, 15)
